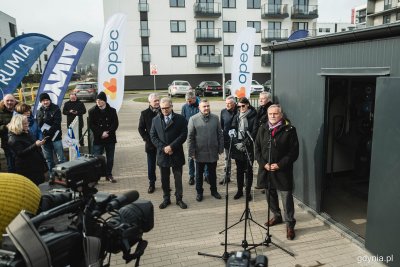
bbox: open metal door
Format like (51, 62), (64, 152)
(365, 77), (400, 266)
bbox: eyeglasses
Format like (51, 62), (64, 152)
(161, 106), (171, 110)
(238, 105), (247, 108)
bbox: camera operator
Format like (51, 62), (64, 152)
(255, 104), (299, 240)
(230, 97), (257, 201)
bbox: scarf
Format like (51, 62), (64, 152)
(238, 110), (250, 140)
(268, 119), (283, 137)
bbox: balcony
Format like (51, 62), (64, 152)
(194, 2), (221, 18)
(195, 54), (222, 67)
(140, 29), (150, 37)
(261, 53), (271, 67)
(291, 5), (318, 19)
(261, 4), (289, 19)
(141, 54), (151, 62)
(261, 29), (289, 43)
(138, 2), (149, 12)
(290, 29), (317, 37)
(195, 28), (222, 42)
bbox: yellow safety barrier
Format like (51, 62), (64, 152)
(31, 86), (38, 102)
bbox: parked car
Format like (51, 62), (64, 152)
(263, 80), (271, 92)
(250, 80), (264, 95)
(195, 81), (223, 96)
(168, 80), (192, 97)
(73, 82), (98, 101)
(224, 80), (232, 96)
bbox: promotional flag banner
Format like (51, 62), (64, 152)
(98, 13), (127, 112)
(33, 31), (92, 116)
(0, 33), (53, 99)
(230, 27), (256, 99)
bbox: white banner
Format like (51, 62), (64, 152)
(98, 13), (127, 112)
(230, 27), (256, 99)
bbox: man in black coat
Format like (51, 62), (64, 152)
(219, 95), (237, 185)
(36, 92), (65, 180)
(138, 93), (160, 194)
(88, 92), (119, 183)
(62, 93), (86, 146)
(255, 104), (299, 240)
(150, 97), (188, 209)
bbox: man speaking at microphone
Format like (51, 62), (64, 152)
(230, 97), (257, 201)
(255, 104), (299, 240)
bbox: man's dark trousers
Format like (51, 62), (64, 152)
(160, 166), (183, 201)
(195, 161), (217, 195)
(147, 150), (157, 186)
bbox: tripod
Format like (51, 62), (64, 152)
(245, 129), (295, 257)
(220, 136), (267, 251)
(198, 135), (234, 261)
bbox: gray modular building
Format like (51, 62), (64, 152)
(267, 22), (400, 265)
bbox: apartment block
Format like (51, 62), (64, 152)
(0, 11), (17, 49)
(103, 0), (318, 89)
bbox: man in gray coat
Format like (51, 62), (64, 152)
(188, 99), (224, 202)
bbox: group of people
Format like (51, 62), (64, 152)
(138, 91), (299, 240)
(0, 90), (119, 185)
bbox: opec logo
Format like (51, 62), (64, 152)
(102, 29), (121, 100)
(234, 42), (251, 98)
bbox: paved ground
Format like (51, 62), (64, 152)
(86, 93), (386, 267)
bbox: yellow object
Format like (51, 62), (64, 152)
(0, 173), (41, 243)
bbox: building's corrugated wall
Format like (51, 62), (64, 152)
(272, 36), (400, 211)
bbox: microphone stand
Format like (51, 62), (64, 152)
(198, 135), (233, 261)
(220, 135), (267, 251)
(245, 128), (294, 256)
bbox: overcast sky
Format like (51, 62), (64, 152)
(1, 0), (366, 42)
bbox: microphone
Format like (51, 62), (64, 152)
(228, 129), (237, 138)
(246, 131), (254, 143)
(106, 190), (139, 211)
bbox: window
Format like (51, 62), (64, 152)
(140, 21), (150, 37)
(247, 21), (261, 33)
(254, 45), (261, 56)
(223, 0), (236, 8)
(170, 0), (185, 7)
(223, 21), (236, 32)
(197, 45), (215, 55)
(44, 54), (48, 61)
(9, 23), (16, 38)
(224, 45), (234, 57)
(318, 28), (330, 33)
(292, 22), (308, 31)
(383, 15), (391, 24)
(171, 20), (186, 32)
(142, 46), (150, 62)
(247, 0), (261, 9)
(397, 12), (400, 21)
(171, 45), (187, 57)
(0, 38), (2, 48)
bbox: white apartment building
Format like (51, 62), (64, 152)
(0, 11), (17, 49)
(31, 41), (58, 74)
(353, 0), (400, 28)
(316, 22), (355, 35)
(103, 0), (318, 89)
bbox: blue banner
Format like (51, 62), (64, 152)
(33, 31), (92, 116)
(0, 33), (53, 99)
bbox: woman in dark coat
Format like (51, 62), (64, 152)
(230, 97), (258, 200)
(8, 114), (48, 185)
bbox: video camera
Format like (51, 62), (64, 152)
(227, 251), (268, 267)
(0, 155), (154, 267)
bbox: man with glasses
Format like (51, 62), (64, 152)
(139, 93), (160, 194)
(188, 99), (223, 202)
(219, 95), (237, 185)
(150, 97), (188, 209)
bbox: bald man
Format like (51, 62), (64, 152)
(0, 94), (17, 172)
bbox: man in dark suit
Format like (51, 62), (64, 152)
(138, 93), (160, 194)
(150, 97), (188, 209)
